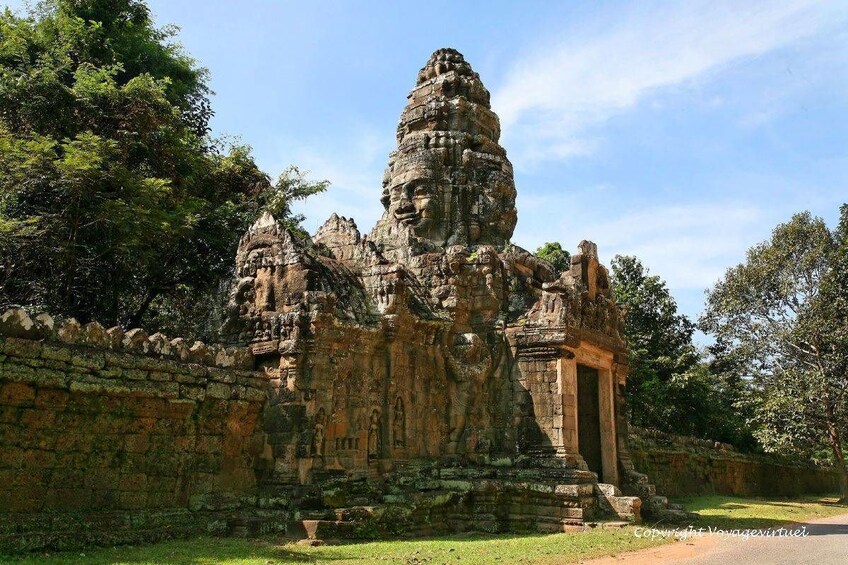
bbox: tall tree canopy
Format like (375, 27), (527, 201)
(612, 255), (752, 446)
(535, 242), (570, 273)
(0, 0), (326, 336)
(702, 209), (848, 501)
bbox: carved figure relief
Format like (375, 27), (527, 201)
(393, 397), (406, 448)
(312, 407), (326, 457)
(219, 48), (629, 492)
(368, 409), (382, 461)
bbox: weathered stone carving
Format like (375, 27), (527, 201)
(221, 48), (663, 528)
(313, 407), (326, 457)
(368, 409), (382, 461)
(393, 397), (406, 448)
(0, 49), (717, 549)
(371, 48), (517, 257)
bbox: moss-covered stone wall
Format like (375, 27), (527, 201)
(0, 309), (273, 552)
(629, 428), (839, 497)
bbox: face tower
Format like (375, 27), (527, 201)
(219, 48), (662, 531)
(371, 48), (518, 257)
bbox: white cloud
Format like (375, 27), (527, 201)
(492, 0), (847, 165)
(515, 201), (770, 292)
(593, 204), (767, 289)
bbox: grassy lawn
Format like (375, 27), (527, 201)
(0, 529), (667, 565)
(3, 495), (845, 565)
(676, 493), (848, 530)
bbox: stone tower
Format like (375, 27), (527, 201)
(371, 48), (517, 258)
(220, 48), (681, 533)
(0, 49), (693, 550)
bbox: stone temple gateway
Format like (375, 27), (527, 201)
(0, 49), (690, 550)
(219, 48), (680, 534)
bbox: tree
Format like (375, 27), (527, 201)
(536, 242), (570, 272)
(611, 255), (753, 445)
(261, 165), (329, 239)
(0, 1), (326, 336)
(702, 210), (848, 502)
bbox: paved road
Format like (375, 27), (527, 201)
(680, 512), (848, 565)
(583, 512), (848, 565)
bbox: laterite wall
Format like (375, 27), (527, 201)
(629, 428), (840, 497)
(0, 309), (274, 552)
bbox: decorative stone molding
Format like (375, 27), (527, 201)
(0, 307), (253, 370)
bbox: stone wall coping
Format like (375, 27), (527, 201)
(0, 307), (254, 371)
(630, 426), (836, 471)
(631, 426), (737, 452)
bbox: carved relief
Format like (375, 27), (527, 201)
(312, 407), (326, 457)
(393, 397), (406, 448)
(220, 48), (630, 492)
(368, 409), (382, 461)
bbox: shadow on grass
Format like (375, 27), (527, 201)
(0, 531), (594, 565)
(664, 494), (848, 532)
(316, 530), (554, 546)
(0, 538), (322, 565)
(7, 496), (848, 563)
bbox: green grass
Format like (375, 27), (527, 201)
(677, 493), (848, 530)
(1, 530), (667, 565)
(3, 495), (846, 565)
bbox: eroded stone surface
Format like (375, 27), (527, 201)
(371, 48), (517, 256)
(0, 49), (838, 551)
(220, 49), (640, 527)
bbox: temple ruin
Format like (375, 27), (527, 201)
(220, 48), (677, 533)
(0, 49), (692, 551)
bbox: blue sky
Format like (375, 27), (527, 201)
(7, 1), (848, 327)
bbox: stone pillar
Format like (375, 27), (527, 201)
(560, 356), (579, 454)
(598, 367), (619, 486)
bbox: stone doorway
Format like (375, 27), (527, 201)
(577, 364), (603, 479)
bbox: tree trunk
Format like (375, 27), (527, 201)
(127, 287), (160, 328)
(825, 411), (848, 503)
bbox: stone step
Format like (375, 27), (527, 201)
(595, 483), (622, 497)
(649, 495), (669, 507)
(332, 506), (376, 521)
(595, 483), (641, 523)
(622, 482), (656, 498)
(555, 483), (597, 497)
(598, 496), (641, 523)
(300, 519), (357, 541)
(641, 496), (696, 523)
(586, 520), (631, 529)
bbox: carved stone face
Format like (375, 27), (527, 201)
(382, 158), (448, 243)
(371, 48), (518, 251)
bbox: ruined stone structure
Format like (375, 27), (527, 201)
(0, 309), (279, 551)
(219, 48), (667, 535)
(629, 428), (840, 498)
(1, 49), (706, 551)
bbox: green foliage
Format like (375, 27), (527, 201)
(611, 255), (754, 447)
(0, 1), (326, 336)
(701, 209), (848, 500)
(535, 241), (570, 272)
(263, 165), (330, 239)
